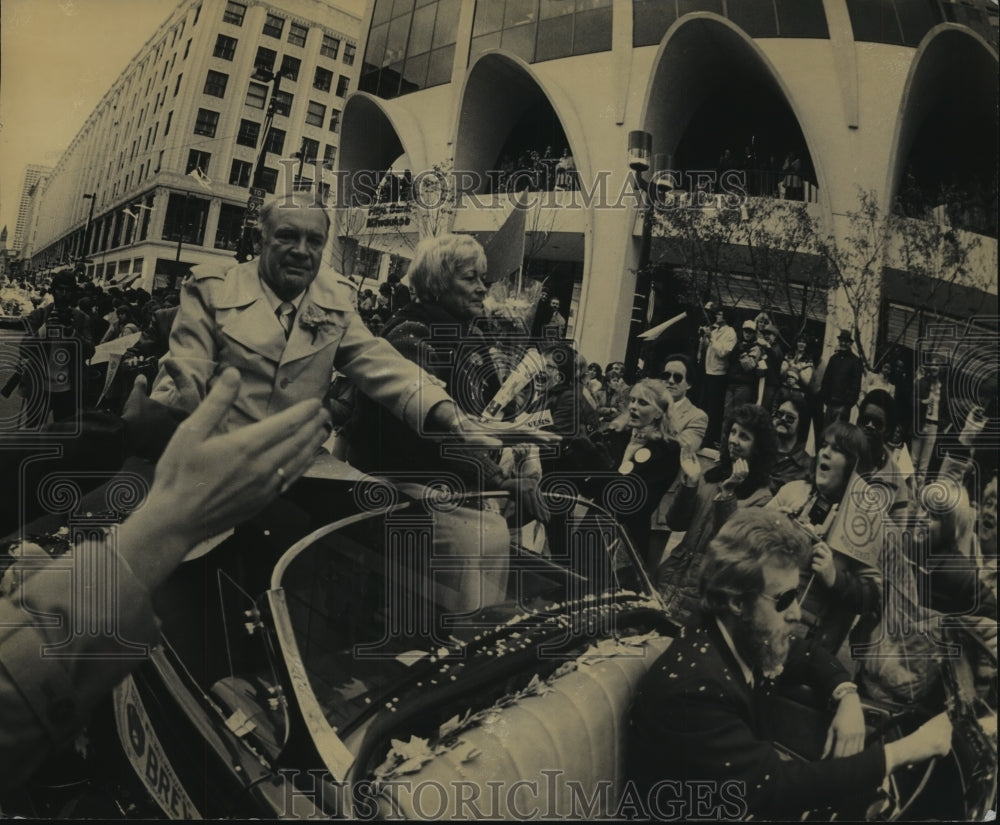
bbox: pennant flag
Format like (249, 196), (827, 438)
(484, 196), (527, 286)
(637, 311), (688, 341)
(188, 167), (213, 191)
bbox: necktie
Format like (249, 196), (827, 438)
(276, 302), (295, 339)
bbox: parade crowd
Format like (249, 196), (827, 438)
(0, 194), (995, 819)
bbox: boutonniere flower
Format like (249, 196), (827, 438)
(297, 305), (340, 343)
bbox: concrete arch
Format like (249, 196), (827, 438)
(638, 13), (832, 216)
(885, 24), (999, 207)
(451, 51), (589, 196)
(339, 92), (428, 204)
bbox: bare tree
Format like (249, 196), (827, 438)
(818, 188), (988, 370)
(651, 195), (828, 342)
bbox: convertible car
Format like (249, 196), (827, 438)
(3, 468), (994, 820)
(6, 471), (676, 819)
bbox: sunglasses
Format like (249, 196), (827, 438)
(772, 411), (798, 425)
(759, 587), (800, 612)
(663, 371), (686, 384)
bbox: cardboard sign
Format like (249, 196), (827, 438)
(824, 472), (886, 568)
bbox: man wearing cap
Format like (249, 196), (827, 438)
(820, 330), (863, 426)
(18, 270), (94, 427)
(698, 302), (736, 447)
(724, 318), (765, 419)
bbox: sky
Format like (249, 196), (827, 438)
(0, 0), (180, 238)
(0, 0), (368, 241)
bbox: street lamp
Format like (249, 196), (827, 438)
(623, 131), (679, 381)
(293, 140), (309, 191)
(624, 131), (656, 381)
(236, 66), (287, 262)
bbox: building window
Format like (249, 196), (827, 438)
(204, 70), (229, 97)
(259, 167), (278, 194)
(305, 100), (326, 127)
(361, 0), (461, 99)
(313, 66), (333, 91)
(164, 110), (173, 135)
(328, 109), (341, 132)
(215, 203), (245, 250)
(192, 3), (200, 25)
(300, 137), (320, 163)
(265, 127), (286, 154)
(343, 43), (355, 65)
(246, 82), (268, 108)
(323, 144), (337, 165)
(184, 38), (192, 59)
(321, 33), (340, 58)
(174, 73), (183, 96)
(163, 193), (209, 244)
(223, 1), (245, 26)
(229, 159), (253, 188)
(213, 33), (237, 60)
(272, 90), (293, 117)
(236, 118), (261, 147)
(288, 21), (308, 46)
(263, 12), (284, 38)
(336, 75), (350, 96)
(194, 108), (219, 137)
(255, 46), (277, 72)
(280, 54), (301, 81)
(186, 149), (211, 175)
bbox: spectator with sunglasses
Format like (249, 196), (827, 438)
(770, 393), (814, 491)
(602, 354), (707, 452)
(628, 508), (952, 822)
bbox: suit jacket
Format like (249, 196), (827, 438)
(820, 350), (863, 406)
(667, 396), (708, 453)
(151, 262), (450, 433)
(627, 616), (886, 820)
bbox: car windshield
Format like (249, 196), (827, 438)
(267, 492), (659, 756)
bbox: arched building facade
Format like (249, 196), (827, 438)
(338, 0), (997, 372)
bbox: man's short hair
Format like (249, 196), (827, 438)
(699, 508), (809, 617)
(661, 352), (699, 387)
(259, 192), (331, 236)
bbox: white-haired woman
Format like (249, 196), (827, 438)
(348, 234), (537, 612)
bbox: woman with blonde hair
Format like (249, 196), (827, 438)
(594, 378), (681, 570)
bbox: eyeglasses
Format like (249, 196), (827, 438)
(759, 587), (800, 612)
(663, 371), (686, 384)
(772, 411), (798, 425)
